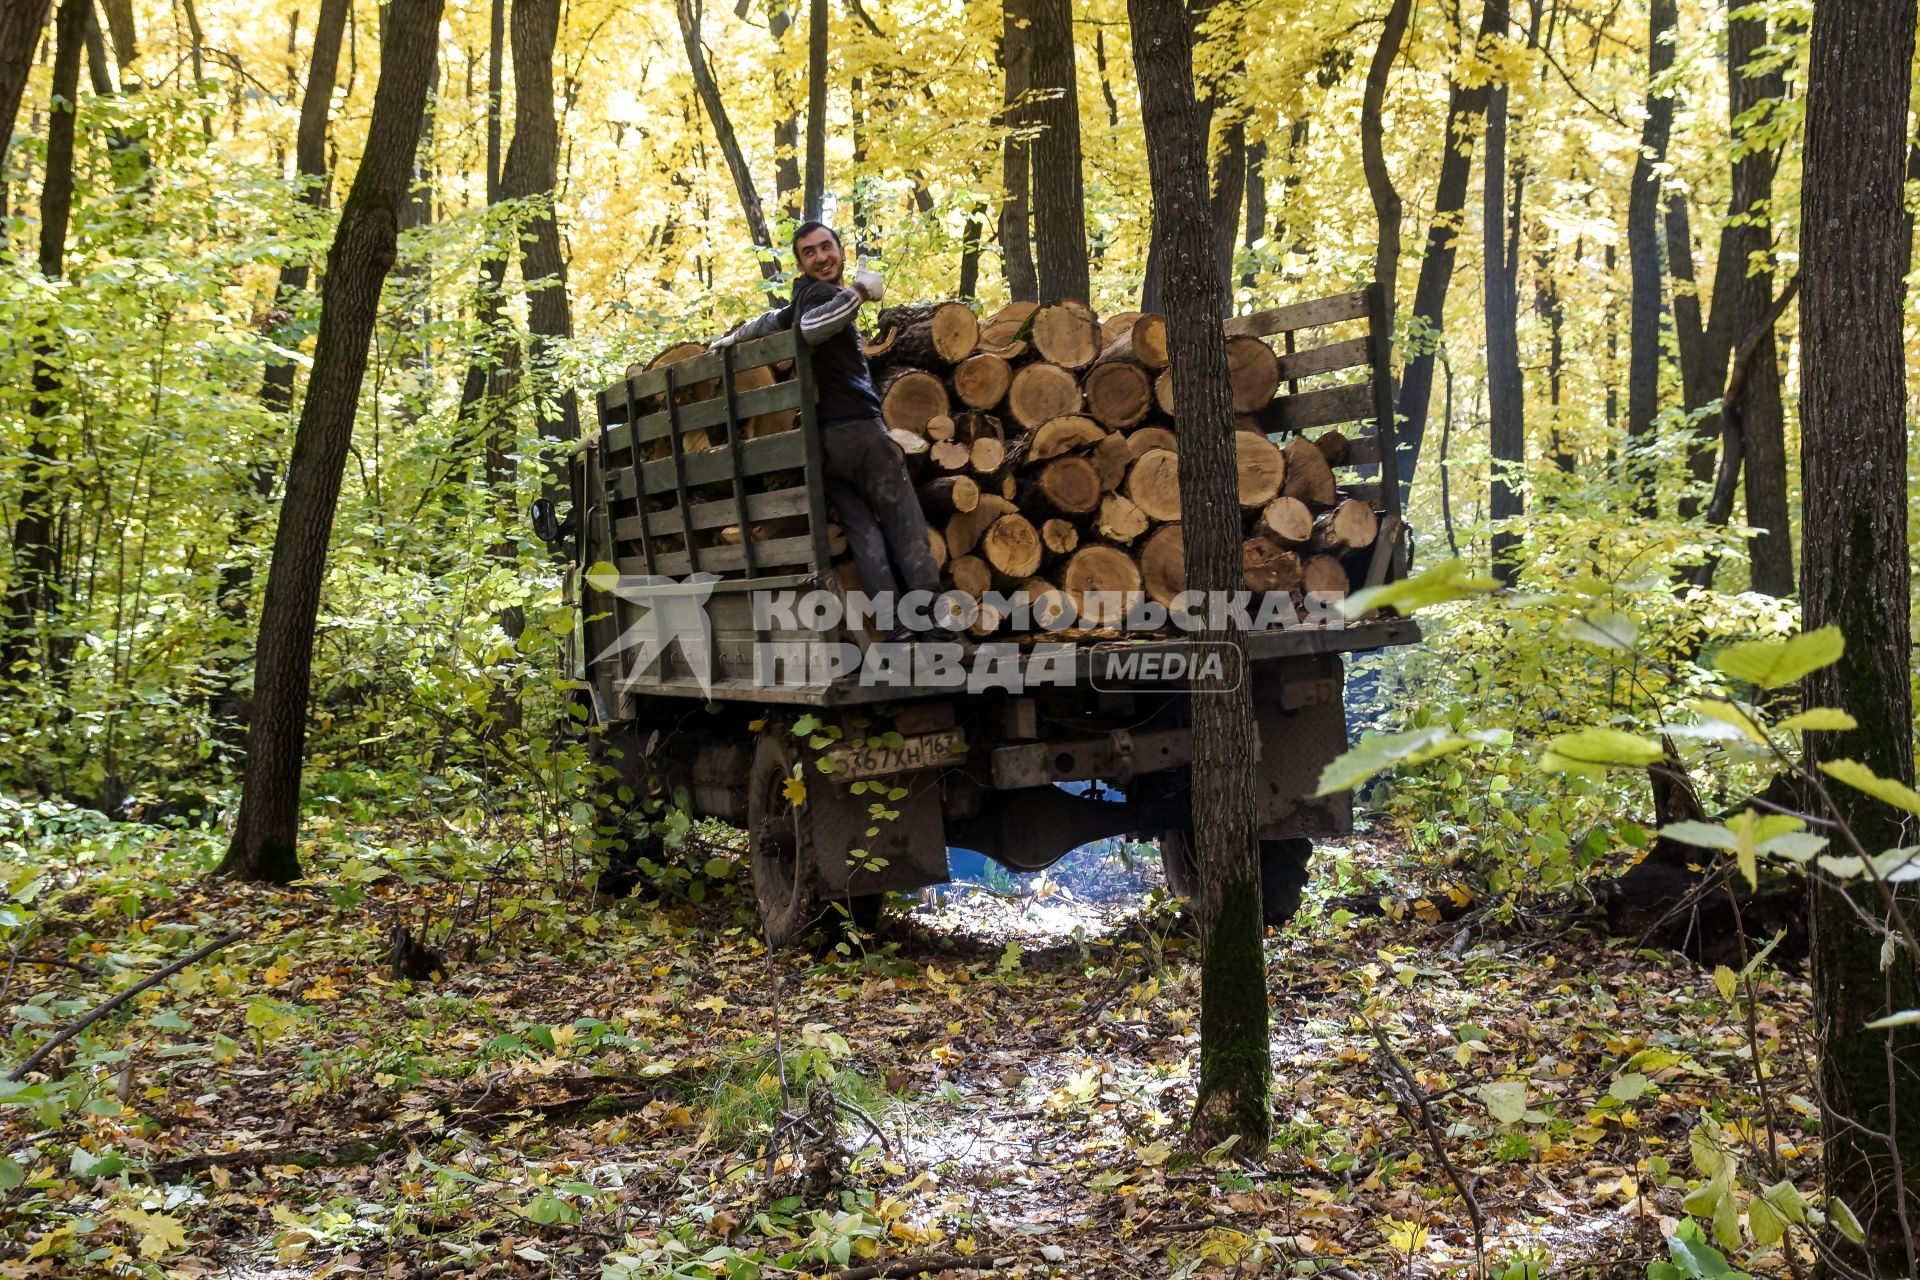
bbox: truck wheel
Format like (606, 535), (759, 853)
(1160, 830), (1314, 928)
(1260, 838), (1314, 927)
(1160, 829), (1199, 899)
(748, 728), (819, 948)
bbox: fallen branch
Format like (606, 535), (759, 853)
(1365, 1016), (1487, 1278)
(9, 929), (245, 1082)
(828, 1254), (1016, 1280)
(151, 1134), (402, 1179)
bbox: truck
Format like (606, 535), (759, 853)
(532, 286), (1419, 946)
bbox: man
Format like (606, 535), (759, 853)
(716, 222), (952, 642)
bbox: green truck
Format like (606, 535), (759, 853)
(534, 286), (1419, 945)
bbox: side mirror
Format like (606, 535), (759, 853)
(531, 498), (561, 544)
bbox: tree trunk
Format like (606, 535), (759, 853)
(1392, 0), (1503, 509)
(1240, 139), (1265, 294)
(1027, 0), (1088, 301)
(677, 0), (777, 279)
(0, 0), (52, 171)
(1483, 76), (1523, 582)
(220, 0), (445, 883)
(803, 0), (826, 219)
(1624, 0), (1674, 514)
(208, 0), (351, 746)
(997, 0), (1036, 302)
(1360, 0), (1412, 318)
(1799, 0), (1920, 1269)
(502, 0), (580, 444)
(1126, 0), (1268, 1152)
(1208, 112), (1246, 311)
(769, 2), (800, 217)
(460, 0), (522, 737)
(2, 0), (83, 684)
(1665, 191), (1717, 514)
(1720, 13), (1791, 596)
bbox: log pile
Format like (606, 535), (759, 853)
(849, 298), (1384, 637)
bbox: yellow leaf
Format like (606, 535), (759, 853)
(114, 1208), (188, 1259)
(1713, 965), (1738, 1001)
(262, 961), (291, 987)
(782, 772), (807, 807)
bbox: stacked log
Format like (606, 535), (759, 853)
(695, 296), (1384, 636)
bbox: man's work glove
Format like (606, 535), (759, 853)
(851, 267), (885, 304)
(708, 329), (739, 350)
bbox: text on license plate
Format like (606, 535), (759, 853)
(825, 730), (963, 782)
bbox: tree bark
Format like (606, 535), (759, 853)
(1126, 0), (1268, 1152)
(677, 0), (777, 280)
(997, 0), (1036, 302)
(1360, 0), (1412, 319)
(207, 0), (350, 746)
(1240, 139), (1265, 294)
(769, 2), (801, 217)
(502, 0), (580, 443)
(803, 0), (826, 219)
(1, 0), (85, 684)
(1665, 191), (1717, 514)
(1392, 0), (1504, 509)
(0, 0), (52, 172)
(1624, 0), (1674, 514)
(1208, 112), (1246, 311)
(1483, 76), (1523, 581)
(1800, 0), (1920, 1269)
(220, 0), (446, 883)
(1719, 13), (1790, 596)
(1027, 0), (1088, 301)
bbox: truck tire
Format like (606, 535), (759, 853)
(1160, 829), (1199, 899)
(749, 728), (819, 947)
(747, 727), (885, 947)
(1259, 837), (1314, 926)
(1159, 829), (1314, 928)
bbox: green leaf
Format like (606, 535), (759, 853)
(1314, 726), (1505, 795)
(583, 561), (620, 592)
(1661, 821), (1738, 852)
(1830, 1197), (1865, 1245)
(1540, 728), (1664, 774)
(1714, 626), (1844, 689)
(1864, 1009), (1920, 1029)
(1819, 760), (1920, 816)
(1760, 1179), (1808, 1225)
(1563, 607), (1638, 651)
(702, 857), (733, 879)
(1475, 1080), (1528, 1125)
(0, 1157), (22, 1191)
(1608, 1072), (1651, 1103)
(1340, 556), (1498, 619)
(1775, 707), (1858, 733)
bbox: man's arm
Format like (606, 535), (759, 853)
(794, 283), (864, 347)
(711, 307), (787, 348)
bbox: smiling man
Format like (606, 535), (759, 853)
(716, 222), (951, 643)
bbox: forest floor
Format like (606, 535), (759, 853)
(0, 803), (1816, 1279)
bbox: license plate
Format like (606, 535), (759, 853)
(826, 730), (963, 782)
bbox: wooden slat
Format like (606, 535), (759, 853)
(1333, 433), (1381, 467)
(1275, 335), (1370, 382)
(617, 330), (798, 403)
(1224, 289), (1369, 340)
(1256, 379), (1375, 433)
(1340, 481), (1384, 507)
(620, 534), (815, 578)
(609, 381), (802, 451)
(613, 486), (811, 542)
(607, 430), (808, 500)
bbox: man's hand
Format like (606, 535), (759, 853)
(850, 267), (885, 304)
(708, 330), (739, 351)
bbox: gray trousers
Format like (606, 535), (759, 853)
(821, 417), (942, 603)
